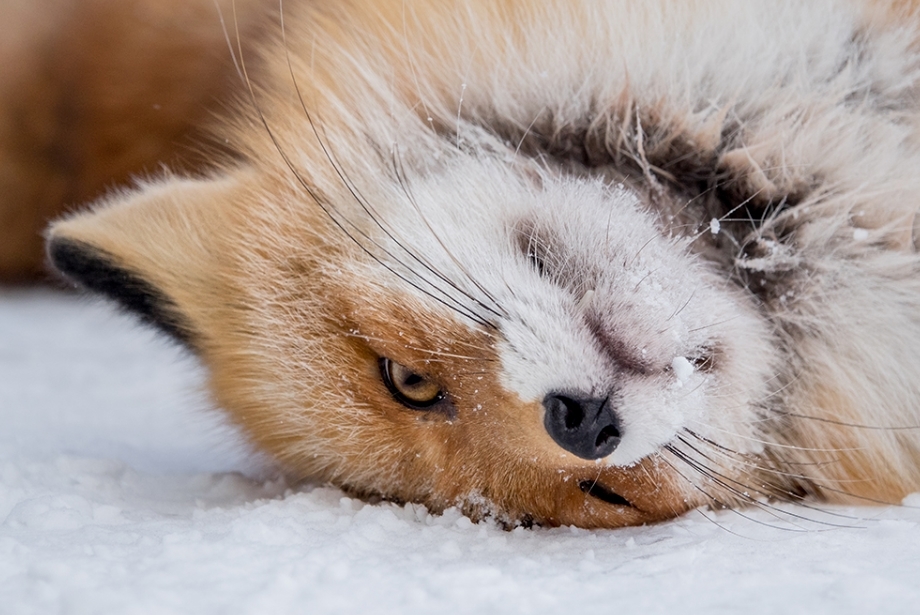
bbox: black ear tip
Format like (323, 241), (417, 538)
(48, 236), (118, 287)
(46, 236), (195, 347)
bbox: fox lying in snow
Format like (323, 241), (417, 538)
(3, 0), (920, 528)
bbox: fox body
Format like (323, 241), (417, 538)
(4, 0), (920, 527)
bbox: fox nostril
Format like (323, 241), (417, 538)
(560, 397), (585, 430)
(543, 393), (622, 460)
(595, 424), (620, 448)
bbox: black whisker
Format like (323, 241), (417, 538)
(676, 435), (868, 522)
(666, 443), (863, 528)
(390, 145), (508, 319)
(315, 120), (498, 327)
(658, 455), (817, 533)
(270, 5), (495, 329)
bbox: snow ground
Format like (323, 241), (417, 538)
(1, 288), (919, 615)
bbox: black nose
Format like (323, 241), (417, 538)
(543, 393), (622, 460)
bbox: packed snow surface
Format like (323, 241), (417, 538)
(2, 289), (919, 615)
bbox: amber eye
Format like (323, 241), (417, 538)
(379, 358), (444, 409)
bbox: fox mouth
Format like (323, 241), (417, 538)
(578, 479), (635, 508)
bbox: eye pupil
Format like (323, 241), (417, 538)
(403, 373), (424, 387)
(380, 358), (444, 409)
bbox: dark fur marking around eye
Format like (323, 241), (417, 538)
(48, 238), (194, 347)
(578, 480), (634, 508)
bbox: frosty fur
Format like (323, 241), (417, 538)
(35, 0), (920, 527)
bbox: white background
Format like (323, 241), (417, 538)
(2, 289), (918, 615)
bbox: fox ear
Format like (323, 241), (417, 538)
(46, 174), (241, 350)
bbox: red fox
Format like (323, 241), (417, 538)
(4, 0), (920, 528)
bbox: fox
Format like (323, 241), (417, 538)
(3, 0), (920, 528)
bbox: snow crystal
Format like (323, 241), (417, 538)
(709, 218), (721, 235)
(671, 356), (695, 385)
(853, 228), (870, 241)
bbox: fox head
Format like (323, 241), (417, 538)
(45, 0), (790, 528)
(46, 142), (778, 528)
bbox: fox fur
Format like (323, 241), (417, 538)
(4, 0), (920, 527)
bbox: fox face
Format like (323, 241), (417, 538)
(49, 155), (776, 527)
(46, 0), (920, 527)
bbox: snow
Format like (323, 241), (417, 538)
(853, 228), (870, 241)
(670, 356), (695, 385)
(2, 288), (920, 615)
(709, 218), (721, 236)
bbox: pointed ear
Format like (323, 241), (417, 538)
(46, 174), (241, 350)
